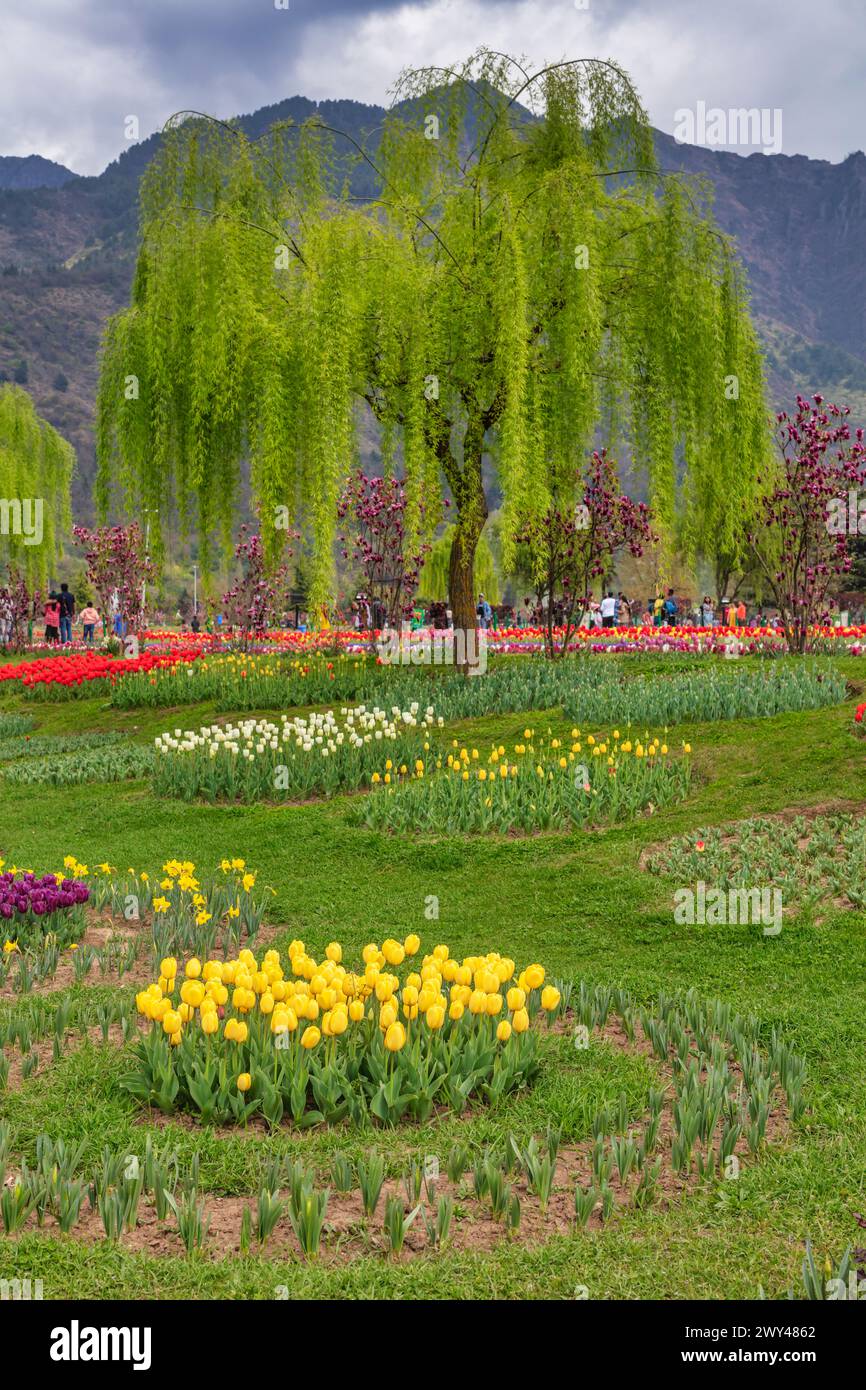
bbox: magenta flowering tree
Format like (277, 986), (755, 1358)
(222, 527), (296, 647)
(73, 523), (157, 631)
(748, 395), (866, 654)
(0, 566), (42, 649)
(337, 472), (432, 629)
(515, 451), (655, 658)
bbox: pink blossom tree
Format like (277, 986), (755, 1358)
(749, 395), (866, 653)
(337, 472), (432, 629)
(72, 523), (157, 632)
(221, 527), (296, 647)
(0, 566), (42, 649)
(515, 451), (655, 658)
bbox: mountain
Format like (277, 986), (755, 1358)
(0, 154), (78, 191)
(653, 132), (866, 420)
(1, 96), (865, 517)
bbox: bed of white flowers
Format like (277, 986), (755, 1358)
(151, 704), (443, 802)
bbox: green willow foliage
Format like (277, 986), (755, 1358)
(419, 524), (500, 604)
(0, 384), (74, 585)
(97, 50), (769, 617)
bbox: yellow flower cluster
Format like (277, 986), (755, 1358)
(370, 726), (682, 790)
(62, 855), (89, 879)
(147, 857), (258, 923)
(136, 938), (560, 1054)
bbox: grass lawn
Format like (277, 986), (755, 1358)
(0, 654), (864, 1299)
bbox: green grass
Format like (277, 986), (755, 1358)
(0, 654), (864, 1299)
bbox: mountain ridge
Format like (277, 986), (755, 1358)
(1, 96), (864, 516)
(0, 154), (79, 191)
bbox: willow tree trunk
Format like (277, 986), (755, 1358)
(448, 518), (486, 673)
(444, 416), (489, 674)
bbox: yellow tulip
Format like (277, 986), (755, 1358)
(180, 980), (205, 1008)
(541, 985), (561, 1012)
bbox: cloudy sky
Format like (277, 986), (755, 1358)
(1, 0), (862, 175)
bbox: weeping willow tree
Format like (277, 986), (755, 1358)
(0, 384), (74, 586)
(419, 524), (499, 604)
(97, 49), (769, 638)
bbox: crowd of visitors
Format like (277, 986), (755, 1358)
(37, 585), (102, 645)
(7, 581), (858, 649)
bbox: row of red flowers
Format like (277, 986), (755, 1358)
(0, 647), (204, 689)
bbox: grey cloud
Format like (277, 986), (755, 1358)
(0, 0), (862, 174)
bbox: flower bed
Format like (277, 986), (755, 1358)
(563, 662), (846, 725)
(0, 647), (205, 698)
(645, 812), (866, 916)
(360, 729), (692, 834)
(0, 730), (124, 762)
(110, 651), (370, 710)
(0, 714), (34, 738)
(126, 936), (559, 1127)
(0, 866), (90, 948)
(0, 744), (155, 787)
(152, 704), (442, 802)
(88, 857), (269, 959)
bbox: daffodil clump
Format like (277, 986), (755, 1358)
(151, 704), (443, 803)
(360, 728), (692, 834)
(88, 857), (269, 957)
(124, 937), (560, 1127)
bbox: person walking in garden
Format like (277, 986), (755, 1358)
(44, 594), (60, 643)
(476, 593), (492, 629)
(737, 598), (747, 628)
(79, 600), (99, 645)
(600, 591), (616, 627)
(663, 588), (678, 626)
(58, 582), (75, 643)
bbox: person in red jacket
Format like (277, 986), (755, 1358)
(44, 597), (61, 644)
